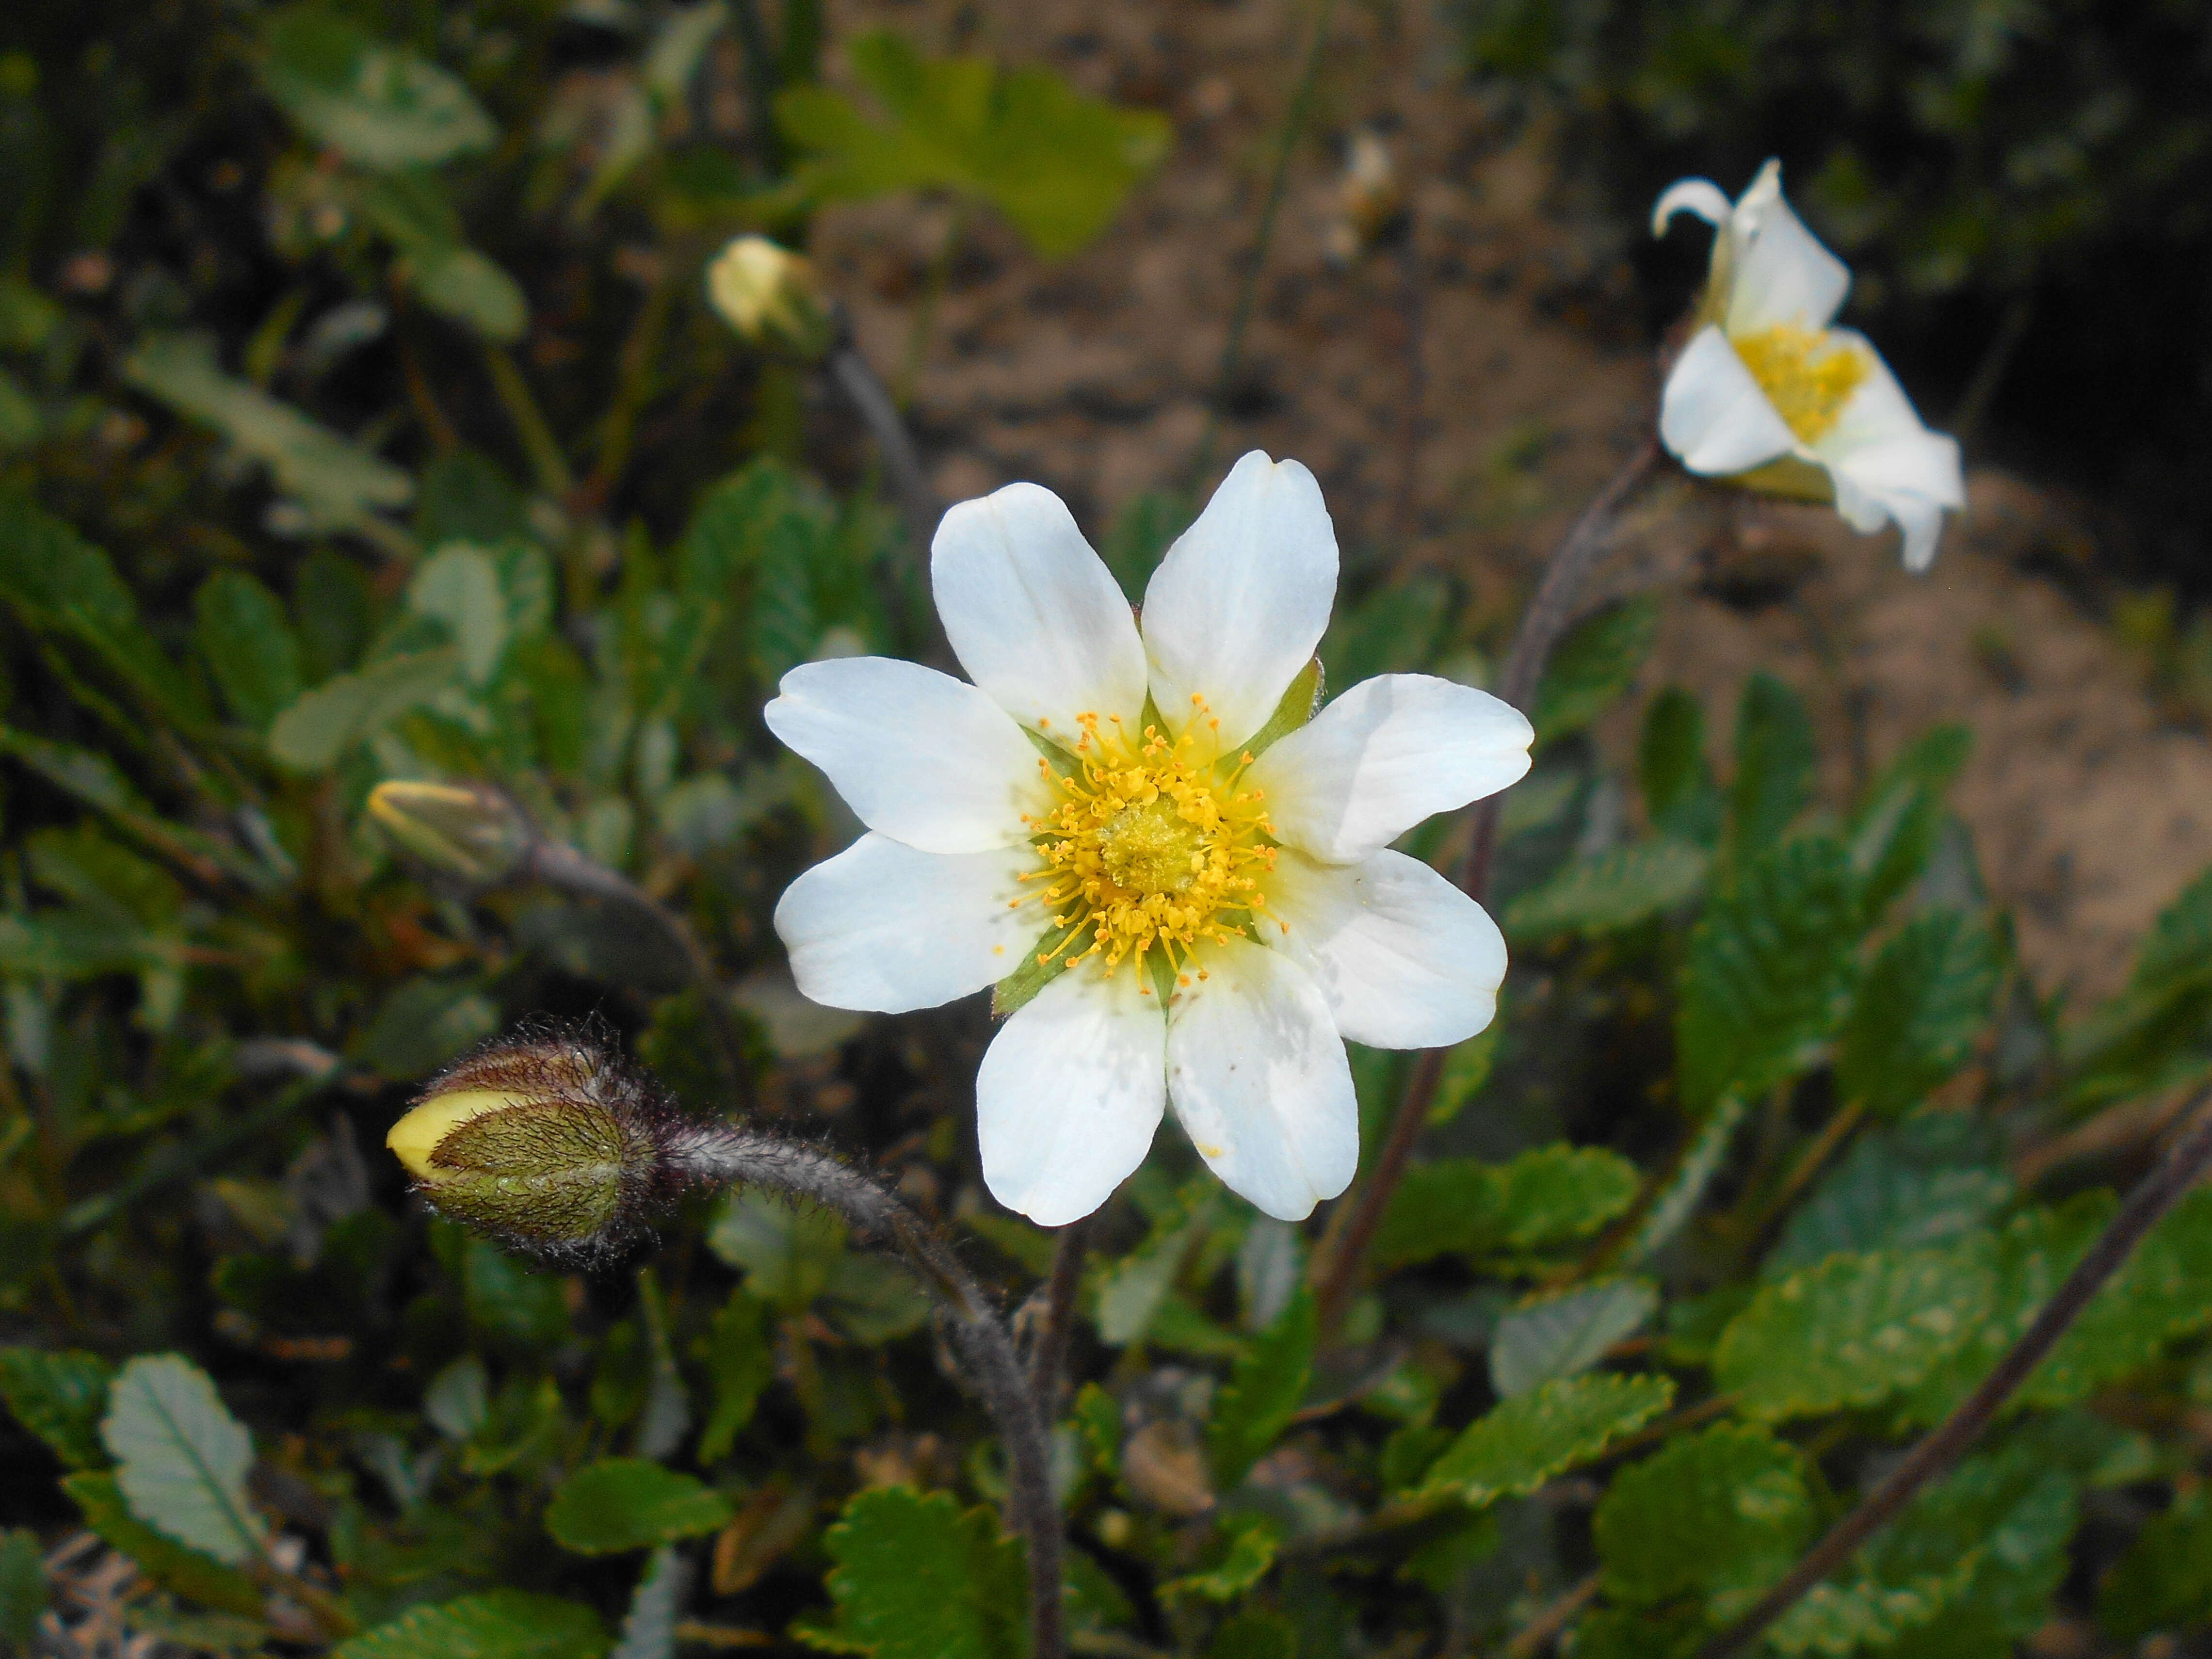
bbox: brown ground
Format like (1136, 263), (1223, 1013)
(812, 0), (2212, 1005)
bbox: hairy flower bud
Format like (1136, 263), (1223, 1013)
(388, 1031), (689, 1262)
(368, 780), (533, 882)
(706, 235), (834, 359)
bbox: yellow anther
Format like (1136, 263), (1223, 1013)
(1731, 323), (1868, 444)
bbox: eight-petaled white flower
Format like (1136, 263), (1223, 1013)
(766, 453), (1533, 1224)
(1653, 160), (1965, 572)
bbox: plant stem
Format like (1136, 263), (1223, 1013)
(581, 261), (679, 513)
(482, 345), (576, 499)
(674, 1129), (1065, 1659)
(1695, 1084), (2212, 1659)
(1501, 1571), (1601, 1659)
(1030, 1215), (1091, 1415)
(829, 338), (942, 570)
(1309, 435), (1661, 1337)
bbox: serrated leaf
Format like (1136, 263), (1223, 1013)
(0, 1345), (112, 1469)
(1208, 1286), (1315, 1488)
(2028, 1184), (2212, 1406)
(1728, 672), (1816, 856)
(1641, 685), (1723, 845)
(1764, 1119), (2012, 1278)
(260, 4), (497, 170)
(1593, 1423), (1812, 1616)
(800, 1485), (1027, 1659)
(1869, 1448), (2076, 1659)
(1161, 1514), (1279, 1605)
(61, 1472), (264, 1617)
(1849, 725), (1971, 917)
(1418, 1372), (1674, 1506)
(777, 30), (1170, 258)
(1489, 1277), (1656, 1399)
(1533, 598), (1658, 744)
(1502, 838), (1708, 941)
(333, 1591), (606, 1659)
(545, 1458), (733, 1554)
(1715, 1245), (1994, 1422)
(1372, 1144), (1639, 1271)
(1837, 910), (2000, 1118)
(1768, 1554), (1978, 1656)
(610, 1546), (687, 1659)
(100, 1354), (261, 1566)
(1676, 835), (1861, 1115)
(194, 571), (303, 729)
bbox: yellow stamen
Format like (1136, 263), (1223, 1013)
(1730, 323), (1867, 444)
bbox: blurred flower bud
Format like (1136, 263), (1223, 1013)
(707, 235), (834, 359)
(368, 780), (533, 882)
(1327, 129), (1406, 265)
(388, 1031), (686, 1261)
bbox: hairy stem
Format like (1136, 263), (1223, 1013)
(672, 1129), (1065, 1659)
(1030, 1216), (1091, 1415)
(1696, 1085), (2212, 1659)
(1310, 435), (1661, 1337)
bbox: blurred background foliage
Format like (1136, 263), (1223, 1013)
(0, 2), (2207, 1659)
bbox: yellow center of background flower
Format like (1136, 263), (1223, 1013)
(1732, 323), (1868, 444)
(1019, 706), (1276, 992)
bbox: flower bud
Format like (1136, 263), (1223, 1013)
(1326, 129), (1406, 264)
(706, 235), (834, 359)
(368, 780), (532, 882)
(388, 1031), (686, 1262)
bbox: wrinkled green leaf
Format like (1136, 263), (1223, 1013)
(1765, 1118), (2012, 1277)
(1641, 685), (1723, 844)
(1372, 1144), (1640, 1270)
(334, 1591), (606, 1659)
(194, 571), (303, 729)
(546, 1459), (732, 1555)
(1489, 1277), (1656, 1399)
(1533, 597), (1658, 744)
(1837, 910), (2000, 1118)
(1593, 1423), (1812, 1617)
(1418, 1371), (1674, 1506)
(1208, 1286), (1315, 1488)
(1503, 838), (1708, 941)
(800, 1485), (1027, 1659)
(268, 649), (460, 770)
(1728, 672), (1817, 856)
(100, 1354), (260, 1566)
(410, 543), (510, 686)
(0, 1345), (111, 1469)
(61, 1472), (263, 1617)
(707, 1190), (847, 1311)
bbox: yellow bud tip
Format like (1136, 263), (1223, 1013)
(386, 1089), (525, 1182)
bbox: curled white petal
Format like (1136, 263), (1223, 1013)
(1651, 177), (1733, 238)
(1246, 673), (1533, 864)
(1724, 160), (1851, 335)
(1166, 937), (1356, 1221)
(1141, 451), (1338, 751)
(1660, 326), (1797, 477)
(976, 963), (1166, 1225)
(1266, 848), (1507, 1050)
(932, 482), (1150, 737)
(1808, 334), (1965, 571)
(765, 657), (1051, 853)
(775, 834), (1041, 1014)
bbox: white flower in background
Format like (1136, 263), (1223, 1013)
(1652, 160), (1965, 571)
(766, 454), (1533, 1224)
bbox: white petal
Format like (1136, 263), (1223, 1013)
(765, 657), (1052, 853)
(1265, 849), (1508, 1049)
(976, 962), (1166, 1225)
(1808, 337), (1965, 571)
(775, 834), (1042, 1014)
(1246, 673), (1533, 863)
(1724, 160), (1851, 335)
(1651, 177), (1732, 238)
(1166, 937), (1356, 1221)
(1660, 326), (1798, 476)
(1141, 451), (1338, 750)
(931, 482), (1150, 738)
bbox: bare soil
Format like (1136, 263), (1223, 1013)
(815, 0), (2212, 1004)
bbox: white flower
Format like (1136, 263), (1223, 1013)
(765, 453), (1533, 1224)
(1652, 160), (1965, 572)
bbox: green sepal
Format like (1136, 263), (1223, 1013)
(1237, 656), (1323, 762)
(991, 919), (1091, 1019)
(422, 1100), (662, 1255)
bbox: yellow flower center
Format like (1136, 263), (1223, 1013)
(1731, 323), (1867, 444)
(1017, 703), (1276, 993)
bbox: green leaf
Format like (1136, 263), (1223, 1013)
(1502, 838), (1708, 941)
(1372, 1144), (1640, 1270)
(0, 1345), (112, 1469)
(1641, 686), (1723, 844)
(259, 4), (497, 171)
(268, 649), (460, 770)
(1768, 1553), (1977, 1656)
(1728, 672), (1817, 856)
(1593, 1423), (1812, 1617)
(100, 1354), (261, 1566)
(356, 975), (498, 1079)
(1849, 725), (1971, 917)
(1208, 1286), (1315, 1488)
(1488, 1277), (1656, 1399)
(695, 1287), (775, 1463)
(1093, 1184), (1213, 1345)
(123, 333), (413, 533)
(611, 1546), (685, 1659)
(777, 30), (1171, 258)
(194, 571), (303, 728)
(1426, 1023), (1501, 1127)
(1715, 1245), (1995, 1421)
(333, 1591), (607, 1659)
(1869, 1448), (2076, 1659)
(822, 1252), (932, 1345)
(1161, 1514), (1280, 1605)
(800, 1485), (1028, 1659)
(410, 543), (510, 686)
(707, 1190), (847, 1312)
(2029, 1184), (2212, 1406)
(1764, 1118), (2012, 1278)
(1836, 910), (2000, 1118)
(748, 508), (823, 685)
(1532, 597), (1659, 744)
(410, 245), (529, 344)
(0, 1527), (47, 1645)
(545, 1459), (733, 1555)
(2100, 1487), (2212, 1640)
(1675, 835), (1861, 1115)
(1418, 1371), (1674, 1506)
(61, 1472), (264, 1617)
